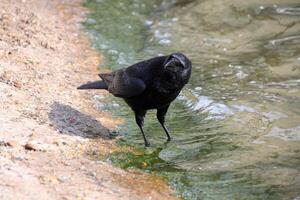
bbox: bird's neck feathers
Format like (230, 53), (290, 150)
(158, 70), (186, 92)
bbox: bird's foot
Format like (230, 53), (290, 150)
(144, 140), (150, 147)
(167, 136), (172, 142)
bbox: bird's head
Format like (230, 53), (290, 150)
(163, 53), (192, 80)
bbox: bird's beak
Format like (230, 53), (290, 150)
(172, 54), (186, 68)
(164, 59), (174, 68)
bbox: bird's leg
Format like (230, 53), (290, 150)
(135, 110), (150, 147)
(157, 104), (172, 141)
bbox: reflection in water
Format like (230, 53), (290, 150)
(83, 0), (300, 199)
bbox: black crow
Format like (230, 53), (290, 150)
(78, 53), (192, 146)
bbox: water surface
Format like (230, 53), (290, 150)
(83, 0), (300, 199)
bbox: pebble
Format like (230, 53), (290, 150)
(24, 140), (55, 152)
(88, 171), (97, 178)
(12, 156), (23, 161)
(58, 175), (69, 183)
(0, 140), (18, 147)
(7, 140), (18, 147)
(24, 142), (37, 151)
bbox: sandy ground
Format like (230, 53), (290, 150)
(0, 0), (177, 199)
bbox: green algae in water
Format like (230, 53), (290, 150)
(83, 0), (300, 199)
(109, 150), (286, 200)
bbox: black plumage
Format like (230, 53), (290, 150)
(78, 53), (192, 146)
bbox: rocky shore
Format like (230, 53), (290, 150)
(0, 0), (176, 199)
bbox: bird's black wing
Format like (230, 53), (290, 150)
(99, 69), (146, 98)
(99, 56), (167, 98)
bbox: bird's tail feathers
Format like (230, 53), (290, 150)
(77, 80), (108, 90)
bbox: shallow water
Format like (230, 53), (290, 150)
(83, 0), (300, 199)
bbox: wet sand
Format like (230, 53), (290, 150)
(0, 0), (177, 199)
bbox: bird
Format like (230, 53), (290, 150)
(77, 53), (192, 147)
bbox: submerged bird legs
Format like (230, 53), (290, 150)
(135, 104), (172, 147)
